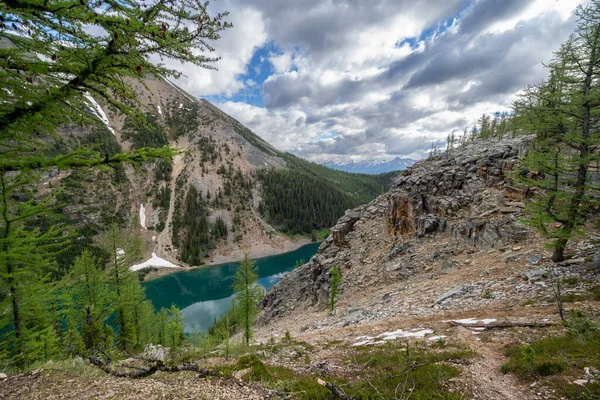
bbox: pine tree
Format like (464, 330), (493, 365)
(63, 250), (115, 352)
(166, 305), (185, 352)
(0, 0), (231, 172)
(0, 172), (70, 367)
(478, 114), (491, 139)
(329, 267), (341, 312)
(95, 224), (146, 350)
(514, 1), (600, 262)
(232, 255), (263, 346)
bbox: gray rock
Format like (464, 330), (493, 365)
(522, 269), (548, 281)
(142, 344), (165, 362)
(434, 285), (467, 305)
(527, 254), (542, 265)
(504, 252), (521, 263)
(0, 373), (6, 379)
(441, 260), (455, 274)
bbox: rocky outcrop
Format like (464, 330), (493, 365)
(260, 137), (533, 324)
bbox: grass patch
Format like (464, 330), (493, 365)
(561, 293), (586, 303)
(563, 382), (600, 399)
(346, 342), (474, 400)
(590, 286), (600, 301)
(501, 312), (600, 398)
(314, 228), (330, 241)
(562, 277), (580, 285)
(501, 335), (600, 379)
(229, 341), (472, 400)
(233, 354), (334, 399)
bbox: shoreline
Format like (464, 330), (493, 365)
(205, 236), (313, 266)
(141, 237), (316, 282)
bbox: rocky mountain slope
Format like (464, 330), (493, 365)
(259, 136), (600, 333)
(261, 137), (535, 323)
(51, 76), (391, 271)
(253, 136), (600, 399)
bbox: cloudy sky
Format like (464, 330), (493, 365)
(172, 0), (583, 161)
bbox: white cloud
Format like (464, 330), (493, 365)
(178, 0), (584, 161)
(168, 1), (267, 96)
(268, 51), (294, 73)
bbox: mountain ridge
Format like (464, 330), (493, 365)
(319, 157), (417, 174)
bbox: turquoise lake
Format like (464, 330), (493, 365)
(143, 242), (320, 333)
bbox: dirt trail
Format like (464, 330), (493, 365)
(454, 326), (531, 400)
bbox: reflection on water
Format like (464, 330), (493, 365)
(181, 295), (233, 333)
(143, 243), (320, 333)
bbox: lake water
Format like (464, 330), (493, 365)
(143, 242), (321, 333)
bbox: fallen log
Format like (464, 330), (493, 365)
(450, 320), (555, 329)
(88, 356), (220, 379)
(159, 364), (220, 377)
(317, 378), (355, 400)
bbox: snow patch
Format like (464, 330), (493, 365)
(353, 328), (434, 346)
(130, 253), (179, 271)
(451, 318), (478, 325)
(428, 335), (447, 341)
(449, 318), (497, 325)
(84, 93), (115, 136)
(139, 204), (146, 229)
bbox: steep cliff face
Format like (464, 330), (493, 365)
(260, 137), (532, 323)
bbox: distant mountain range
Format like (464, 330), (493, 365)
(320, 157), (417, 174)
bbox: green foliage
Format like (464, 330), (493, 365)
(166, 305), (185, 352)
(258, 156), (394, 235)
(154, 160), (173, 182)
(234, 354), (332, 399)
(94, 224), (148, 351)
(234, 342), (473, 400)
(563, 310), (600, 343)
(165, 101), (201, 140)
(502, 313), (600, 382)
(152, 186), (171, 232)
(563, 382), (600, 400)
(329, 267), (341, 312)
(347, 343), (473, 400)
(232, 255), (264, 346)
(257, 152), (394, 235)
(122, 113), (168, 149)
(173, 185), (213, 265)
(212, 217), (228, 240)
(0, 0), (230, 171)
(62, 250), (115, 352)
(0, 172), (71, 368)
(0, 0), (229, 372)
(513, 2), (600, 262)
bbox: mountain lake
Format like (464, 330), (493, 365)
(143, 242), (321, 333)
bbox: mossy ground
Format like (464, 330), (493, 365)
(223, 340), (475, 400)
(501, 313), (600, 399)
